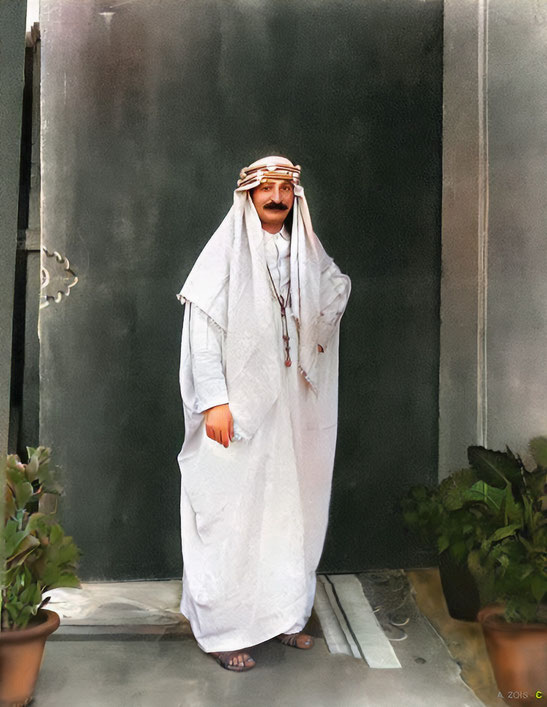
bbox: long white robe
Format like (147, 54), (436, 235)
(177, 195), (350, 653)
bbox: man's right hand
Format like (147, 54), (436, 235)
(203, 404), (234, 448)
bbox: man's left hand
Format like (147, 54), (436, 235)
(317, 345), (324, 353)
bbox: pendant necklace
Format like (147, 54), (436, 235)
(266, 264), (292, 367)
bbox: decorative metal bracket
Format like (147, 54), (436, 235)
(40, 247), (78, 308)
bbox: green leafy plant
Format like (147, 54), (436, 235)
(401, 436), (547, 624)
(1, 447), (81, 630)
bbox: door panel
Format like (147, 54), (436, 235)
(40, 0), (442, 579)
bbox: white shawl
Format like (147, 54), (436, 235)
(177, 187), (346, 439)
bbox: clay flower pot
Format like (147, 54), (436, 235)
(478, 604), (547, 706)
(0, 609), (60, 706)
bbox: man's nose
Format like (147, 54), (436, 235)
(272, 184), (282, 201)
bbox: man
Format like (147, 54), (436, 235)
(176, 156), (351, 671)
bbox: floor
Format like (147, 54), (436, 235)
(32, 570), (504, 707)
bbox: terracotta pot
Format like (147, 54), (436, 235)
(0, 609), (60, 706)
(478, 604), (547, 705)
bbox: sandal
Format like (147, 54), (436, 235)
(275, 632), (314, 649)
(210, 650), (256, 672)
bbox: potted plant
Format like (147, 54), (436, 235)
(402, 436), (547, 705)
(464, 439), (546, 705)
(401, 467), (484, 620)
(1, 446), (81, 706)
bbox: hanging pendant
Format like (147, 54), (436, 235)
(267, 268), (293, 369)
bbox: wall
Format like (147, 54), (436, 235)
(486, 1), (547, 452)
(440, 0), (547, 475)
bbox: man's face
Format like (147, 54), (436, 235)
(250, 179), (295, 231)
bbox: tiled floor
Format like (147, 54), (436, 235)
(30, 570), (504, 707)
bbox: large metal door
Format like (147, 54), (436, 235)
(40, 0), (442, 579)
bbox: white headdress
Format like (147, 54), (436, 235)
(178, 156), (345, 439)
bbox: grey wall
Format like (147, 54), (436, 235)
(40, 0), (442, 579)
(440, 0), (547, 474)
(486, 1), (547, 452)
(0, 1), (27, 454)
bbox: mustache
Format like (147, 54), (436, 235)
(263, 202), (289, 211)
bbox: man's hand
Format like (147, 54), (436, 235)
(317, 344), (324, 353)
(203, 404), (234, 448)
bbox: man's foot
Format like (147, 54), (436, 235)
(275, 632), (314, 649)
(210, 650), (256, 672)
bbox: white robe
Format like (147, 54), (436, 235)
(177, 194), (350, 652)
(188, 226), (292, 416)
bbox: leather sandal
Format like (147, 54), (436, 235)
(210, 650), (256, 672)
(275, 632), (314, 649)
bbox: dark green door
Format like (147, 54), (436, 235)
(40, 0), (442, 579)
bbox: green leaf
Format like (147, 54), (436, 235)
(525, 468), (547, 499)
(3, 520), (30, 557)
(486, 523), (521, 545)
(56, 540), (80, 565)
(504, 484), (523, 524)
(498, 553), (510, 568)
(49, 523), (63, 545)
(39, 472), (63, 495)
(25, 454), (39, 482)
(529, 436), (547, 468)
(518, 535), (536, 553)
(437, 535), (449, 553)
(462, 481), (506, 512)
(410, 485), (428, 501)
(46, 571), (80, 590)
(26, 512), (49, 532)
(449, 540), (467, 564)
(438, 468), (478, 511)
(7, 535), (40, 567)
(16, 480), (34, 509)
(402, 511), (419, 528)
(467, 446), (523, 488)
(522, 494), (534, 529)
(531, 575), (547, 603)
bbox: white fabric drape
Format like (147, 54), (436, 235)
(176, 189), (350, 652)
(188, 305), (228, 414)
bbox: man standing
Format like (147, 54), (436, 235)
(177, 156), (351, 671)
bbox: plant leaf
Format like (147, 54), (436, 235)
(530, 575), (547, 603)
(7, 535), (40, 567)
(486, 523), (521, 545)
(3, 520), (30, 557)
(437, 535), (449, 553)
(467, 446), (523, 488)
(462, 481), (505, 512)
(529, 436), (547, 469)
(504, 484), (523, 524)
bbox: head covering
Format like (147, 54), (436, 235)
(236, 155), (301, 190)
(177, 156), (343, 439)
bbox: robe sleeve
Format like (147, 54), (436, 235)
(316, 260), (351, 352)
(188, 303), (229, 413)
